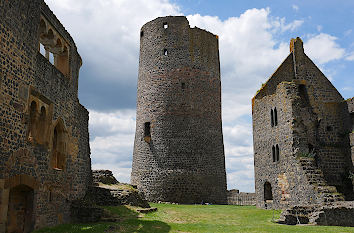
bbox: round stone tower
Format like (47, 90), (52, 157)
(131, 16), (227, 204)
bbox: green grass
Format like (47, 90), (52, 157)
(34, 204), (354, 233)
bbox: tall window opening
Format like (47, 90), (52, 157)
(272, 145), (275, 162)
(271, 109), (274, 127)
(163, 22), (168, 29)
(38, 16), (71, 78)
(29, 101), (38, 141)
(275, 144), (280, 161)
(274, 107), (278, 126)
(140, 30), (144, 37)
(181, 82), (185, 90)
(164, 49), (168, 56)
(144, 122), (151, 143)
(264, 182), (273, 201)
(52, 121), (66, 170)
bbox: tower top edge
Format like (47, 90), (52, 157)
(141, 16), (218, 38)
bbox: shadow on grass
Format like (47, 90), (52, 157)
(104, 205), (171, 233)
(33, 205), (170, 233)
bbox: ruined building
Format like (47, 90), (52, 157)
(131, 16), (227, 204)
(0, 0), (91, 231)
(252, 37), (354, 209)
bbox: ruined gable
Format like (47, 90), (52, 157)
(252, 37), (354, 210)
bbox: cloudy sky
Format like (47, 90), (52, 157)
(45, 0), (354, 192)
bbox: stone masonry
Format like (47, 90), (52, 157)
(252, 37), (354, 210)
(227, 189), (256, 206)
(0, 0), (91, 232)
(131, 16), (227, 204)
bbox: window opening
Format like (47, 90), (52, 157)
(274, 107), (278, 126)
(163, 22), (168, 29)
(270, 109), (274, 127)
(264, 182), (273, 201)
(52, 122), (66, 170)
(275, 144), (280, 161)
(39, 43), (46, 57)
(164, 49), (168, 56)
(181, 82), (185, 90)
(326, 126), (333, 131)
(140, 30), (144, 37)
(144, 122), (151, 137)
(144, 122), (151, 143)
(272, 145), (275, 162)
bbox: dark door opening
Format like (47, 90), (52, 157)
(6, 184), (34, 233)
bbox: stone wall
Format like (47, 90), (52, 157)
(346, 97), (354, 165)
(227, 189), (256, 206)
(252, 38), (354, 209)
(131, 16), (227, 204)
(0, 0), (91, 231)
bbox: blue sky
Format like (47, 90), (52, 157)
(46, 0), (354, 192)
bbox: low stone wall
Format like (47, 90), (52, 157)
(92, 170), (119, 185)
(227, 189), (256, 206)
(278, 201), (354, 226)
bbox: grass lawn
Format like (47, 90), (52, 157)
(34, 204), (354, 233)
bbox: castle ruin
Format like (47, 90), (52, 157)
(0, 0), (91, 231)
(252, 37), (354, 210)
(131, 16), (227, 204)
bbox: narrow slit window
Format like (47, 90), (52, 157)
(181, 82), (185, 90)
(39, 43), (46, 57)
(163, 22), (168, 29)
(49, 52), (54, 65)
(272, 145), (275, 162)
(144, 122), (151, 137)
(270, 109), (274, 127)
(274, 107), (278, 126)
(164, 49), (168, 56)
(140, 30), (144, 37)
(275, 144), (279, 161)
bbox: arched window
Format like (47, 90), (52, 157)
(52, 121), (66, 170)
(29, 101), (37, 141)
(38, 106), (46, 143)
(264, 182), (273, 201)
(272, 145), (275, 162)
(270, 109), (274, 127)
(274, 107), (278, 126)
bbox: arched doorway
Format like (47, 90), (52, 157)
(264, 182), (273, 202)
(6, 184), (34, 233)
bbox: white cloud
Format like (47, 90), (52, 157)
(45, 0), (181, 81)
(304, 33), (345, 64)
(346, 51), (354, 61)
(292, 4), (299, 11)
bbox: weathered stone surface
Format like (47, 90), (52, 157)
(92, 170), (119, 185)
(0, 0), (91, 231)
(278, 201), (354, 226)
(90, 184), (150, 208)
(131, 16), (227, 204)
(227, 189), (256, 206)
(252, 37), (354, 210)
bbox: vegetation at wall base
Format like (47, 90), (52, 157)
(33, 203), (354, 233)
